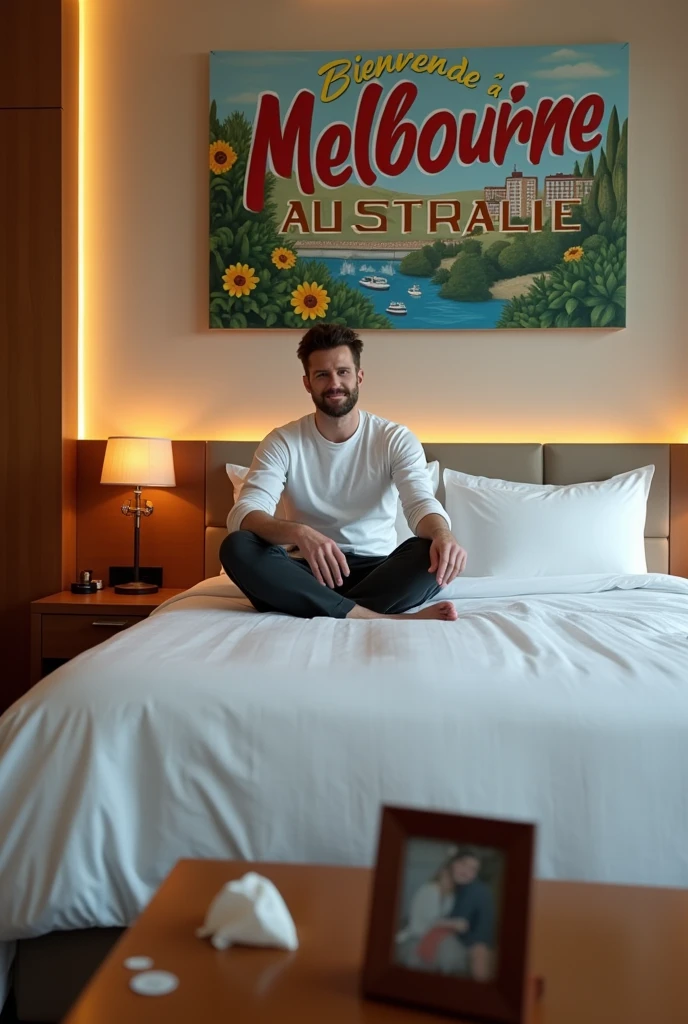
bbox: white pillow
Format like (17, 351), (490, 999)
(395, 461), (440, 544)
(226, 462), (250, 502)
(443, 465), (654, 578)
(226, 463), (287, 518)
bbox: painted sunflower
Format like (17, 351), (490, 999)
(222, 263), (259, 297)
(291, 281), (330, 320)
(209, 141), (237, 174)
(563, 246), (585, 263)
(271, 247), (297, 271)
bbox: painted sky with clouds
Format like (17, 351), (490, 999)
(211, 44), (628, 196)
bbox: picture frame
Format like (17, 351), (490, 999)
(362, 806), (536, 1024)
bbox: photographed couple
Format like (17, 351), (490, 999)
(396, 849), (497, 983)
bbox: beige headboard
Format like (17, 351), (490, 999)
(205, 442), (672, 579)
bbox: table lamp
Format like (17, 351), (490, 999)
(101, 436), (176, 594)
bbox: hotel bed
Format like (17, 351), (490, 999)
(1, 442), (687, 1021)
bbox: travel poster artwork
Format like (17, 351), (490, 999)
(209, 44), (628, 330)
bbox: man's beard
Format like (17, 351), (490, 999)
(312, 384), (359, 418)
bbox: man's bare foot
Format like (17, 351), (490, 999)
(407, 601), (458, 621)
(346, 600), (458, 622)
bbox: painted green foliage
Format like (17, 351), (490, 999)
(414, 223), (587, 306)
(499, 108), (628, 329)
(439, 254), (493, 302)
(209, 106), (390, 330)
(605, 107), (620, 172)
(399, 239), (460, 278)
(399, 249), (435, 277)
(498, 238), (626, 329)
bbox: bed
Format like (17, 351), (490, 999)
(1, 442), (687, 1022)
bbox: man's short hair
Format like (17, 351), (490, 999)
(297, 324), (363, 374)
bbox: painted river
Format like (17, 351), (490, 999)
(320, 258), (507, 329)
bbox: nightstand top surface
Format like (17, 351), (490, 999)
(31, 588), (186, 614)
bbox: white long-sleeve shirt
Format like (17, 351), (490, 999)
(226, 410), (450, 557)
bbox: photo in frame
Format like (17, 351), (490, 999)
(362, 806), (536, 1024)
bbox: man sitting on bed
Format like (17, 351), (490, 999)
(220, 323), (466, 621)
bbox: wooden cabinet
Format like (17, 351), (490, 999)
(0, 0), (78, 712)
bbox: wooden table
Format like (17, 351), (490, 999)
(63, 860), (688, 1024)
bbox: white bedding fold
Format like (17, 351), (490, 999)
(1, 571), (687, 1007)
(154, 571), (688, 609)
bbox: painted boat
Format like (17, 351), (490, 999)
(386, 302), (408, 316)
(359, 275), (390, 290)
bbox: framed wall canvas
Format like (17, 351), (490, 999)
(209, 44), (628, 330)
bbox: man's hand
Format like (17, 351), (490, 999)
(428, 528), (467, 587)
(295, 526), (350, 589)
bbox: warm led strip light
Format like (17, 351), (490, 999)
(77, 0), (86, 437)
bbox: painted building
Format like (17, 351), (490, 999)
(544, 173), (595, 207)
(484, 184), (507, 220)
(484, 170), (538, 219)
(506, 169), (538, 218)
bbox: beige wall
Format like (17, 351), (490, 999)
(82, 0), (687, 442)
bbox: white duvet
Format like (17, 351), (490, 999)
(1, 572), (688, 1006)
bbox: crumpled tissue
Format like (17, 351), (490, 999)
(196, 872), (299, 951)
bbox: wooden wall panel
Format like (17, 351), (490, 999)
(0, 0), (62, 108)
(0, 0), (78, 712)
(0, 109), (66, 709)
(76, 441), (206, 590)
(670, 445), (688, 578)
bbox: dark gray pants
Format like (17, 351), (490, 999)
(220, 531), (442, 619)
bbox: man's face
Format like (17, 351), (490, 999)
(304, 346), (363, 418)
(452, 856), (480, 885)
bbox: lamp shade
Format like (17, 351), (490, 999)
(101, 436), (176, 487)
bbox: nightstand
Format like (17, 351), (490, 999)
(30, 588), (184, 684)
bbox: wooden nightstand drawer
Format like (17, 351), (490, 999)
(30, 588), (184, 684)
(41, 614), (145, 659)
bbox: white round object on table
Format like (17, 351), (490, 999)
(123, 956), (154, 971)
(129, 970), (179, 996)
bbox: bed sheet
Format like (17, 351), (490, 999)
(1, 572), (687, 1006)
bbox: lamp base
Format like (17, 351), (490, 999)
(109, 565), (163, 588)
(114, 580), (159, 595)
